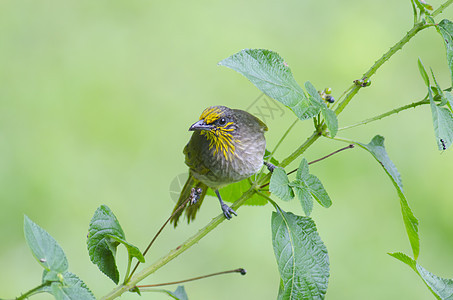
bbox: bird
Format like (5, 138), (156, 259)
(170, 105), (268, 227)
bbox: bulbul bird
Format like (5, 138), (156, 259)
(170, 106), (268, 227)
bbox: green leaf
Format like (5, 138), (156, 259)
(417, 58), (430, 87)
(24, 215), (68, 273)
(321, 107), (338, 137)
(290, 158), (332, 215)
(305, 81), (338, 137)
(390, 252), (453, 300)
(87, 205), (126, 284)
(162, 286), (189, 300)
(429, 87), (453, 150)
(43, 270), (62, 283)
(270, 167), (295, 201)
(107, 235), (145, 264)
(219, 49), (320, 120)
(291, 179), (313, 216)
(206, 177), (268, 206)
(272, 209), (330, 299)
(304, 81), (323, 105)
(49, 272), (96, 300)
(304, 175), (332, 208)
(296, 157), (310, 179)
(356, 136), (419, 259)
(431, 69), (448, 106)
(438, 20), (453, 86)
(446, 92), (453, 111)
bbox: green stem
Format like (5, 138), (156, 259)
(101, 189), (256, 300)
(329, 136), (356, 144)
(338, 98), (429, 131)
(137, 268), (245, 289)
(255, 190), (280, 211)
(330, 84), (354, 111)
(15, 283), (50, 300)
(280, 131), (320, 168)
(257, 131), (321, 188)
(123, 256), (132, 285)
(432, 0), (453, 17)
(411, 0), (418, 25)
(335, 22), (430, 116)
(267, 118), (299, 161)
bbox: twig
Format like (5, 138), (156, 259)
(126, 190), (196, 282)
(15, 282), (50, 300)
(432, 0), (453, 17)
(338, 98), (429, 131)
(287, 144), (354, 175)
(334, 21), (431, 116)
(101, 189), (255, 300)
(260, 144), (354, 188)
(137, 268), (246, 290)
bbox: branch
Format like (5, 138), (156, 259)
(137, 268), (245, 289)
(101, 189), (256, 300)
(335, 21), (431, 116)
(127, 193), (194, 282)
(338, 98), (429, 131)
(432, 0), (453, 17)
(15, 282), (50, 300)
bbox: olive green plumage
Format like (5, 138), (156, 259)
(170, 106), (268, 227)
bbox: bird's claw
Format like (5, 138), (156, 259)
(221, 203), (237, 220)
(264, 161), (276, 173)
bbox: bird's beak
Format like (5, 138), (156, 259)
(189, 119), (213, 131)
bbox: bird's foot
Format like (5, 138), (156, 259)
(264, 161), (276, 173)
(221, 203), (237, 220)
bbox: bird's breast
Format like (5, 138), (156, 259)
(185, 131), (266, 189)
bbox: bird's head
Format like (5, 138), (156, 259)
(189, 106), (268, 160)
(189, 106), (237, 132)
(189, 106), (239, 160)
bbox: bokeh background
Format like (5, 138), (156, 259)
(1, 1), (453, 299)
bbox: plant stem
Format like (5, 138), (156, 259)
(260, 144), (354, 188)
(127, 195), (192, 282)
(329, 136), (357, 145)
(257, 128), (321, 189)
(338, 98), (429, 131)
(137, 268), (245, 289)
(15, 283), (50, 300)
(432, 0), (453, 17)
(335, 22), (430, 116)
(411, 0), (418, 25)
(258, 117), (299, 180)
(280, 131), (320, 168)
(123, 257), (133, 285)
(269, 118), (299, 160)
(286, 144), (355, 176)
(330, 84), (354, 111)
(101, 189), (256, 300)
(257, 131), (321, 188)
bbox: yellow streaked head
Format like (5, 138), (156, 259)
(189, 106), (239, 160)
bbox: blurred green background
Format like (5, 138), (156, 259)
(1, 1), (453, 299)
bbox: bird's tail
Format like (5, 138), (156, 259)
(170, 173), (207, 227)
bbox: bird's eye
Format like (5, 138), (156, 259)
(218, 118), (227, 125)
